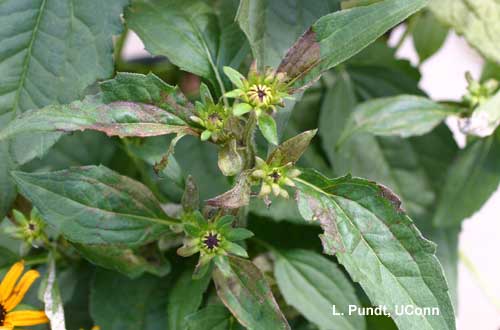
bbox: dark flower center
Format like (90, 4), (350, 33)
(257, 88), (267, 101)
(269, 170), (281, 183)
(0, 303), (6, 325)
(203, 232), (220, 250)
(29, 223), (36, 231)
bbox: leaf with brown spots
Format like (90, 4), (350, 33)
(0, 96), (195, 141)
(294, 168), (456, 330)
(278, 0), (428, 90)
(213, 256), (290, 330)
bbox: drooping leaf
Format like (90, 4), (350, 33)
(236, 0), (341, 69)
(278, 0), (428, 90)
(337, 95), (457, 145)
(41, 253), (66, 330)
(206, 171), (251, 209)
(73, 244), (171, 279)
(429, 0), (500, 65)
(185, 304), (244, 330)
(167, 269), (212, 330)
(433, 130), (500, 228)
(126, 0), (248, 96)
(413, 11), (448, 63)
(0, 96), (194, 141)
(274, 249), (365, 330)
(90, 269), (169, 330)
(294, 170), (456, 330)
(213, 256), (291, 330)
(12, 166), (177, 246)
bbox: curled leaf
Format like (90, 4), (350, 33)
(206, 171), (251, 209)
(267, 129), (317, 166)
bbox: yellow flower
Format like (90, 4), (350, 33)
(0, 261), (49, 329)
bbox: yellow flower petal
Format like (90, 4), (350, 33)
(5, 310), (49, 326)
(4, 270), (40, 311)
(0, 326), (14, 330)
(0, 262), (24, 303)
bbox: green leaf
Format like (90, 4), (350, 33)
(40, 253), (66, 330)
(429, 0), (500, 65)
(433, 130), (500, 227)
(278, 0), (428, 89)
(213, 256), (291, 330)
(258, 113), (279, 145)
(167, 269), (212, 330)
(0, 96), (192, 141)
(0, 0), (128, 162)
(126, 0), (248, 96)
(294, 170), (456, 330)
(413, 11), (448, 63)
(274, 249), (366, 330)
(73, 244), (171, 279)
(90, 269), (169, 330)
(12, 165), (177, 246)
(0, 143), (16, 219)
(236, 0), (341, 69)
(337, 95), (457, 145)
(186, 305), (244, 330)
(0, 246), (18, 269)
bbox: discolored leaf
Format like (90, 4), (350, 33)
(237, 0), (340, 69)
(294, 169), (456, 330)
(213, 256), (291, 330)
(206, 171), (251, 209)
(0, 96), (194, 141)
(12, 166), (178, 246)
(218, 140), (245, 176)
(267, 129), (317, 166)
(279, 0), (428, 90)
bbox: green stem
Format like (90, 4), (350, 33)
(460, 250), (500, 311)
(114, 28), (128, 69)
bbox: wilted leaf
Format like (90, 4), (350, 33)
(213, 256), (291, 330)
(12, 166), (177, 246)
(206, 171), (251, 209)
(278, 0), (428, 90)
(274, 249), (365, 330)
(218, 140), (245, 176)
(295, 170), (456, 330)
